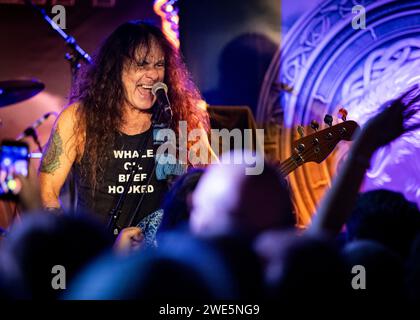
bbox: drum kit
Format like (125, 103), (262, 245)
(0, 79), (50, 232)
(0, 0), (92, 159)
(0, 79), (51, 158)
(0, 79), (44, 107)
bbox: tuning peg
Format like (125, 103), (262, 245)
(297, 125), (304, 138)
(310, 120), (319, 132)
(324, 114), (333, 127)
(338, 107), (348, 121)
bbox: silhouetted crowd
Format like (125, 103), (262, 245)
(0, 85), (419, 311)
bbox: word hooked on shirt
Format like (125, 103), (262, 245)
(108, 184), (154, 194)
(107, 148), (155, 194)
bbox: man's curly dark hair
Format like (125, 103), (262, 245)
(70, 20), (209, 191)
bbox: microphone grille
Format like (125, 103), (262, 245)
(151, 82), (168, 96)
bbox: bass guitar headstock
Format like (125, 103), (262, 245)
(279, 109), (359, 176)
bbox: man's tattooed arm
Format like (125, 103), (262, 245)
(39, 104), (79, 209)
(40, 126), (63, 174)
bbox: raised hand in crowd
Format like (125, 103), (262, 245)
(310, 84), (420, 236)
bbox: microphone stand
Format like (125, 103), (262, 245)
(107, 105), (172, 236)
(24, 0), (92, 83)
(23, 127), (43, 153)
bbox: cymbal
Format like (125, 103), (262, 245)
(0, 79), (45, 107)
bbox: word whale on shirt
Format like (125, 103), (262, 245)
(113, 149), (154, 159)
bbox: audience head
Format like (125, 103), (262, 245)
(255, 231), (349, 303)
(406, 234), (420, 303)
(158, 168), (205, 234)
(190, 151), (295, 238)
(1, 211), (113, 299)
(343, 240), (404, 303)
(346, 189), (420, 258)
(66, 232), (237, 300)
(205, 234), (264, 299)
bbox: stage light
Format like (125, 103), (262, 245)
(153, 0), (180, 49)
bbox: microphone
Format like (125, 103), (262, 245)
(17, 112), (57, 141)
(151, 82), (173, 123)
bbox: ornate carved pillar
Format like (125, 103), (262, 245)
(257, 0), (420, 226)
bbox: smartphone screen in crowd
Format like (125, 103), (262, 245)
(0, 140), (29, 199)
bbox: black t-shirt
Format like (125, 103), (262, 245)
(74, 127), (168, 230)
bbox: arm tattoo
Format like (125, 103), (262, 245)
(40, 126), (63, 174)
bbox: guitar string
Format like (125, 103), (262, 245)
(279, 131), (351, 175)
(279, 138), (339, 175)
(281, 122), (357, 173)
(278, 136), (344, 176)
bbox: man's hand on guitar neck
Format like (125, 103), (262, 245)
(113, 226), (144, 255)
